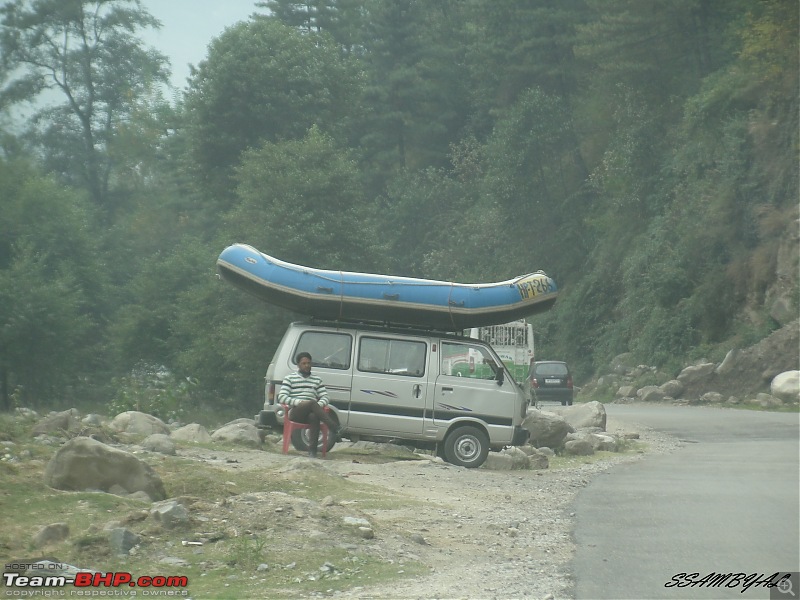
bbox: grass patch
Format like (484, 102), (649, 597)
(0, 431), (429, 599)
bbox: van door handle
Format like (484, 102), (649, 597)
(441, 387), (453, 393)
(412, 384), (422, 398)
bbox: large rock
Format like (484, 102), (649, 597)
(44, 437), (166, 501)
(522, 410), (574, 449)
(211, 422), (261, 447)
(638, 386), (666, 403)
(142, 433), (176, 455)
(150, 500), (190, 528)
(567, 431), (618, 452)
(677, 363), (716, 385)
(756, 393), (783, 408)
(110, 411), (170, 436)
(616, 385), (637, 399)
(771, 371), (800, 402)
(700, 392), (725, 404)
(715, 349), (741, 375)
(170, 423), (212, 444)
(609, 353), (636, 375)
(564, 439), (594, 456)
(561, 401), (606, 430)
(482, 447), (530, 470)
(659, 379), (684, 398)
(31, 409), (82, 436)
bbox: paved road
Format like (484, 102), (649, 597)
(570, 404), (800, 600)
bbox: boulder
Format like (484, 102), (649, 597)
(609, 353), (636, 375)
(110, 411), (170, 436)
(142, 433), (176, 455)
(564, 439), (594, 456)
(616, 385), (636, 398)
(771, 371), (800, 402)
(756, 393), (783, 409)
(150, 500), (189, 528)
(561, 401), (606, 430)
(44, 437), (166, 501)
(32, 410), (82, 436)
(170, 423), (212, 444)
(517, 446), (550, 469)
(482, 447), (530, 470)
(211, 422), (261, 448)
(566, 431), (617, 452)
(715, 349), (741, 375)
(522, 410), (574, 450)
(659, 379), (684, 398)
(638, 386), (666, 403)
(700, 392), (725, 404)
(677, 363), (716, 385)
(108, 528), (141, 555)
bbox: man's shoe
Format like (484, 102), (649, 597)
(308, 449), (318, 458)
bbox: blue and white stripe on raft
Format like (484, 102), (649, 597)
(216, 243), (558, 330)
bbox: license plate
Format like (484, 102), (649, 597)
(545, 378), (560, 384)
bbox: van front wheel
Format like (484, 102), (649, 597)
(444, 426), (489, 468)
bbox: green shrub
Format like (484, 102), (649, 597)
(108, 363), (197, 422)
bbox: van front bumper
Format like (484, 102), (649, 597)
(512, 425), (529, 446)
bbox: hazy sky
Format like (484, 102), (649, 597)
(140, 0), (264, 91)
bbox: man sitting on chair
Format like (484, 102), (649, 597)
(278, 352), (339, 457)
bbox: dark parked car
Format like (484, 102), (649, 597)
(528, 361), (573, 405)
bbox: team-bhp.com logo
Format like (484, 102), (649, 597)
(3, 564), (188, 597)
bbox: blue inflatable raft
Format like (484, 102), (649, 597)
(217, 243), (558, 330)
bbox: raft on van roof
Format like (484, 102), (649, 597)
(216, 243), (558, 330)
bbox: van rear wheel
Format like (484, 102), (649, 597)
(290, 428), (337, 454)
(444, 426), (489, 468)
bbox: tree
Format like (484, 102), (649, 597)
(183, 18), (364, 208)
(359, 0), (471, 183)
(0, 0), (169, 206)
(0, 158), (104, 408)
(229, 126), (381, 271)
(258, 0), (369, 54)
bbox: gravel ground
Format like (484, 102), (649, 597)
(322, 413), (681, 600)
(180, 411), (680, 600)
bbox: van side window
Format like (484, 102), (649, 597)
(295, 332), (352, 369)
(441, 341), (500, 379)
(358, 337), (426, 377)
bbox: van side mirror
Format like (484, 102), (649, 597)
(496, 369), (504, 385)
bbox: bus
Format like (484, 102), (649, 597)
(467, 319), (535, 382)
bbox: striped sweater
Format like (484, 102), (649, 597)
(277, 371), (330, 408)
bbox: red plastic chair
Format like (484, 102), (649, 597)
(280, 404), (329, 457)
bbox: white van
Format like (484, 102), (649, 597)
(257, 321), (530, 468)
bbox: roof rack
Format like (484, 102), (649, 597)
(305, 316), (468, 337)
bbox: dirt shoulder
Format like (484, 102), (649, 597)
(178, 413), (680, 599)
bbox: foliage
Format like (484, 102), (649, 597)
(108, 363), (196, 422)
(230, 126), (381, 270)
(0, 159), (106, 409)
(0, 1), (796, 413)
(0, 0), (169, 205)
(183, 18), (364, 206)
